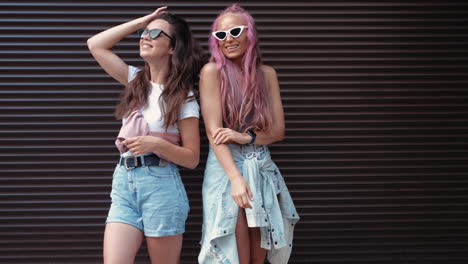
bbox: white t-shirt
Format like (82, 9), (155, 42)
(125, 65), (199, 133)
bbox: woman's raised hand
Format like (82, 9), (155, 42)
(139, 6), (168, 26)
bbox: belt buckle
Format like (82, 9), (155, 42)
(124, 156), (138, 171)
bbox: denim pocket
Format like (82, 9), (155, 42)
(111, 166), (124, 187)
(144, 165), (174, 178)
(175, 174), (189, 204)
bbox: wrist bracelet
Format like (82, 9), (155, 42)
(246, 130), (256, 144)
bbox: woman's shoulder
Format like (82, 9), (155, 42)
(199, 62), (221, 86)
(260, 65), (279, 90)
(128, 65), (142, 82)
(260, 64), (277, 78)
(200, 62), (218, 76)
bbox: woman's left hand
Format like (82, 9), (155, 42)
(122, 136), (160, 155)
(213, 128), (251, 145)
(138, 6), (168, 26)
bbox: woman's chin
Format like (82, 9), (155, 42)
(224, 54), (244, 65)
(140, 51), (150, 59)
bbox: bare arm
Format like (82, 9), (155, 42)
(122, 117), (200, 169)
(249, 65), (285, 144)
(86, 7), (167, 85)
(211, 65), (285, 145)
(200, 63), (253, 208)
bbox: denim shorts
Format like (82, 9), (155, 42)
(105, 157), (189, 237)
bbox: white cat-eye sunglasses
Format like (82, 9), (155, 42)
(212, 26), (248, 41)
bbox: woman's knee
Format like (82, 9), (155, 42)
(146, 234), (183, 264)
(104, 252), (136, 264)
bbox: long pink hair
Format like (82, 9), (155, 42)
(209, 4), (272, 132)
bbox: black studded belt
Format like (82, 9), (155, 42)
(118, 154), (168, 170)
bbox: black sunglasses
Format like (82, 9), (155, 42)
(137, 28), (173, 40)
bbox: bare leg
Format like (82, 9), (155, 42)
(236, 208), (250, 264)
(103, 223), (144, 264)
(146, 234), (183, 264)
(249, 227), (267, 264)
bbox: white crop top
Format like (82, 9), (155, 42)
(124, 65), (200, 133)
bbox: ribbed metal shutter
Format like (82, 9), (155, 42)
(1, 1), (468, 263)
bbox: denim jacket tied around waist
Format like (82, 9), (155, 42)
(199, 144), (300, 264)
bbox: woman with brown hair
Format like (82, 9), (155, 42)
(87, 6), (205, 264)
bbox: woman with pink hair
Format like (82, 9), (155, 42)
(199, 4), (299, 264)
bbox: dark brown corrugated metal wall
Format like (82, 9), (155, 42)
(1, 1), (468, 263)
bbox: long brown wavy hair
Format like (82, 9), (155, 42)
(115, 12), (207, 129)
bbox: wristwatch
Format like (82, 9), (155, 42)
(246, 130), (256, 144)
